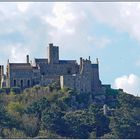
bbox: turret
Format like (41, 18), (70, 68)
(89, 56), (90, 61)
(80, 57), (83, 73)
(96, 58), (99, 64)
(80, 58), (91, 75)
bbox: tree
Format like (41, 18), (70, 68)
(0, 102), (21, 138)
(88, 104), (110, 138)
(21, 114), (40, 137)
(41, 105), (65, 136)
(7, 101), (25, 117)
(63, 109), (96, 138)
(26, 97), (50, 119)
(109, 107), (140, 139)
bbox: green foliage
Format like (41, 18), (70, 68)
(21, 114), (40, 137)
(10, 87), (21, 94)
(0, 88), (10, 94)
(0, 85), (139, 138)
(26, 97), (50, 119)
(105, 88), (119, 108)
(7, 101), (25, 116)
(41, 105), (65, 135)
(0, 88), (5, 93)
(63, 109), (95, 138)
(0, 102), (21, 138)
(1, 128), (26, 139)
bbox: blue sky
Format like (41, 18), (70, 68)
(0, 2), (140, 96)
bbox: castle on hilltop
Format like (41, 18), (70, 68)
(0, 43), (110, 95)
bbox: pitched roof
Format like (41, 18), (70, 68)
(9, 63), (32, 70)
(59, 60), (77, 64)
(34, 58), (48, 63)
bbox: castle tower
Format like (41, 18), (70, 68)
(47, 43), (59, 64)
(79, 58), (92, 93)
(80, 58), (91, 75)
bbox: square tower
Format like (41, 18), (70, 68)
(47, 43), (59, 64)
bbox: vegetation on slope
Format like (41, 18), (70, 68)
(0, 85), (140, 139)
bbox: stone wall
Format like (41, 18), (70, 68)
(60, 75), (76, 90)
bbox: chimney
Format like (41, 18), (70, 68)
(49, 43), (53, 47)
(89, 56), (90, 61)
(96, 58), (99, 64)
(26, 55), (29, 63)
(80, 57), (83, 74)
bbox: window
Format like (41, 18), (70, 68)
(27, 80), (30, 87)
(14, 80), (16, 87)
(67, 68), (71, 74)
(21, 80), (23, 88)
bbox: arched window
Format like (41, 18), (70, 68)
(27, 80), (30, 87)
(14, 80), (16, 87)
(21, 80), (23, 88)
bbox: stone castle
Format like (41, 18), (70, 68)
(0, 43), (110, 95)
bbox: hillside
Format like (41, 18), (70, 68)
(0, 85), (140, 139)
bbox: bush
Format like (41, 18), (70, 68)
(10, 87), (21, 94)
(0, 88), (10, 94)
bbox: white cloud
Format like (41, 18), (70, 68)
(16, 2), (30, 13)
(87, 36), (111, 49)
(10, 44), (29, 63)
(43, 3), (80, 36)
(88, 3), (140, 43)
(113, 74), (140, 96)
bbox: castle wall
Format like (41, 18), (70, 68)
(60, 74), (93, 93)
(91, 64), (103, 93)
(38, 63), (79, 76)
(10, 77), (32, 88)
(78, 75), (92, 93)
(60, 75), (76, 90)
(41, 75), (60, 86)
(7, 63), (33, 88)
(32, 68), (41, 85)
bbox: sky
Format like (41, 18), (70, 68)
(0, 2), (140, 96)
